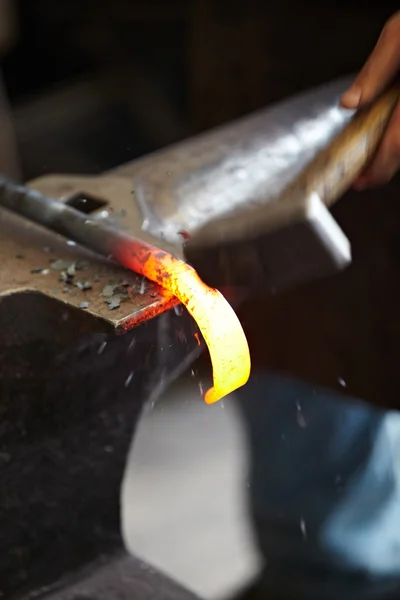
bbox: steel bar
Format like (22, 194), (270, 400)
(0, 176), (167, 269)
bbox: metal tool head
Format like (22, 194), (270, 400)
(183, 192), (351, 293)
(183, 84), (399, 293)
(113, 77), (356, 295)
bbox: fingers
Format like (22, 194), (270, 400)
(341, 12), (400, 109)
(354, 99), (400, 188)
(340, 13), (400, 188)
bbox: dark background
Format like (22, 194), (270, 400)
(0, 0), (398, 180)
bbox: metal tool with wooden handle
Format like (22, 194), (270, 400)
(184, 87), (400, 293)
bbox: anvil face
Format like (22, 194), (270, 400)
(0, 174), (181, 336)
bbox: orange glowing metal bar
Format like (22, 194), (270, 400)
(118, 241), (251, 404)
(0, 177), (250, 400)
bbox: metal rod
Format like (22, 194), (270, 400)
(0, 176), (171, 274)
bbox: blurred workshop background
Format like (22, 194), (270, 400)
(0, 1), (399, 599)
(0, 0), (397, 182)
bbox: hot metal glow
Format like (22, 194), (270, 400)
(118, 241), (251, 404)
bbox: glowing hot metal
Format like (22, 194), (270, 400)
(116, 240), (251, 404)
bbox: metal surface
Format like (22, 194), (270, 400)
(184, 193), (352, 293)
(113, 78), (353, 246)
(0, 176), (184, 336)
(0, 175), (180, 335)
(0, 302), (201, 599)
(37, 554), (200, 600)
(184, 87), (400, 290)
(0, 169), (206, 600)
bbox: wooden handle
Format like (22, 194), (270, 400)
(285, 86), (400, 208)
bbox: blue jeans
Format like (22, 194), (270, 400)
(237, 373), (400, 599)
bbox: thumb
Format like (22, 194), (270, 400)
(341, 12), (400, 109)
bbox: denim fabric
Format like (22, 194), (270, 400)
(236, 373), (400, 599)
